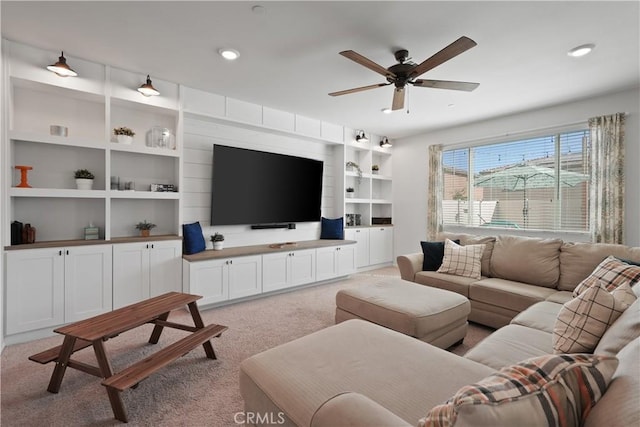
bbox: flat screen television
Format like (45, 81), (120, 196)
(211, 145), (324, 226)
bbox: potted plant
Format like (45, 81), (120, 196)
(372, 164), (380, 174)
(211, 232), (225, 250)
(74, 169), (95, 190)
(135, 220), (156, 237)
(114, 126), (135, 145)
(346, 187), (355, 198)
(345, 161), (362, 182)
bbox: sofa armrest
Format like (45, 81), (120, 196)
(311, 392), (412, 427)
(397, 253), (424, 281)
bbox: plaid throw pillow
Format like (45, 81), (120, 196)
(554, 282), (636, 354)
(437, 239), (485, 279)
(573, 256), (640, 297)
(419, 354), (618, 427)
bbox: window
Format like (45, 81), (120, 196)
(442, 130), (590, 232)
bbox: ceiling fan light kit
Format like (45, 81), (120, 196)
(355, 130), (369, 143)
(46, 51), (77, 77)
(329, 36), (479, 111)
(137, 75), (160, 96)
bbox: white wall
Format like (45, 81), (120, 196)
(393, 88), (640, 257)
(182, 117), (338, 248)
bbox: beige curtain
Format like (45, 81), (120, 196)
(427, 144), (443, 240)
(589, 113), (625, 244)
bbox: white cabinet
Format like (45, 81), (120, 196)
(316, 244), (356, 281)
(112, 240), (182, 309)
(344, 228), (370, 268)
(5, 244), (112, 334)
(263, 249), (316, 292)
(369, 227), (394, 265)
(183, 255), (262, 306)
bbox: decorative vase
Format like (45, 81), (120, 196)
(117, 135), (133, 145)
(140, 229), (150, 237)
(213, 241), (224, 251)
(346, 192), (354, 198)
(75, 178), (94, 190)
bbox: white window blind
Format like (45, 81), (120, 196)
(442, 130), (590, 232)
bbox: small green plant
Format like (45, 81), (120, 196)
(372, 164), (379, 171)
(74, 169), (95, 179)
(135, 220), (156, 230)
(113, 126), (135, 137)
(346, 187), (355, 193)
(211, 232), (225, 242)
(345, 161), (362, 181)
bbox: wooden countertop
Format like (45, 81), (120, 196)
(4, 234), (181, 250)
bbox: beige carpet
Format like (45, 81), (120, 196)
(1, 267), (493, 426)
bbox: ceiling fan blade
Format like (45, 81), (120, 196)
(391, 87), (405, 110)
(409, 36), (477, 79)
(340, 50), (396, 78)
(411, 79), (479, 91)
(329, 82), (390, 97)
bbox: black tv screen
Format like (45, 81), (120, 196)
(211, 145), (324, 226)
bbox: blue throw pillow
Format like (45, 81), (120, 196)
(420, 239), (460, 271)
(182, 222), (206, 255)
(320, 217), (344, 240)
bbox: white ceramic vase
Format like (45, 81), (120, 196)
(117, 135), (133, 145)
(75, 178), (94, 190)
(213, 241), (224, 251)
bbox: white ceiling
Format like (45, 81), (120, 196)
(2, 1), (639, 139)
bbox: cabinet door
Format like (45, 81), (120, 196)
(186, 258), (229, 306)
(6, 248), (65, 334)
(369, 227), (394, 265)
(149, 240), (182, 297)
(289, 249), (316, 286)
(113, 242), (150, 309)
(316, 247), (338, 281)
(64, 245), (113, 322)
(262, 252), (290, 292)
(228, 255), (262, 299)
(345, 228), (370, 268)
(337, 245), (356, 276)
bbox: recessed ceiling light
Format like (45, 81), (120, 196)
(251, 5), (266, 15)
(567, 43), (595, 57)
(381, 108), (392, 114)
(219, 48), (240, 61)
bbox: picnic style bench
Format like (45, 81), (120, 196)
(29, 292), (227, 423)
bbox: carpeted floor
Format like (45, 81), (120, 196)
(0, 267), (493, 426)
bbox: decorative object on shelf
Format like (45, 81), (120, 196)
(346, 187), (355, 198)
(150, 183), (177, 192)
(345, 214), (355, 227)
(355, 130), (369, 143)
(372, 217), (392, 225)
(49, 125), (68, 137)
(114, 127), (135, 145)
(11, 221), (23, 245)
(74, 169), (95, 190)
(345, 161), (362, 183)
(137, 75), (160, 97)
(135, 220), (156, 237)
(22, 223), (36, 244)
(84, 223), (99, 240)
(14, 165), (33, 188)
(110, 176), (120, 190)
(211, 232), (225, 250)
(146, 126), (175, 149)
(121, 180), (135, 191)
(46, 51), (77, 77)
(372, 164), (380, 174)
(355, 214), (362, 226)
(380, 137), (393, 148)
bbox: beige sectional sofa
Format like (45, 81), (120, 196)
(397, 233), (640, 328)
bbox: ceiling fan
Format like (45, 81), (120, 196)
(329, 36), (480, 111)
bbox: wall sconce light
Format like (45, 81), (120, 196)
(46, 51), (77, 77)
(355, 130), (369, 143)
(380, 137), (393, 148)
(137, 75), (160, 96)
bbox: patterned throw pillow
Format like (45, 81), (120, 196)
(419, 354), (618, 427)
(573, 256), (640, 297)
(437, 239), (485, 279)
(554, 282), (637, 354)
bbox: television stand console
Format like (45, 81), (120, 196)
(183, 239), (356, 307)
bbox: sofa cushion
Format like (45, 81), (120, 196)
(558, 242), (640, 291)
(414, 271), (477, 298)
(469, 278), (557, 313)
(545, 291), (574, 304)
(421, 354), (618, 427)
(573, 255), (640, 296)
(510, 301), (562, 333)
(437, 239), (485, 279)
(420, 239), (460, 271)
(489, 235), (562, 288)
(439, 232), (495, 276)
(595, 295), (640, 356)
(553, 282), (636, 354)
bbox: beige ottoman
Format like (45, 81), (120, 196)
(336, 278), (470, 349)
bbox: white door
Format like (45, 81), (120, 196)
(6, 248), (65, 334)
(149, 240), (182, 297)
(188, 258), (229, 306)
(316, 246), (338, 281)
(289, 249), (316, 286)
(113, 242), (150, 309)
(337, 245), (356, 276)
(228, 255), (262, 299)
(346, 228), (370, 268)
(262, 252), (290, 292)
(369, 227), (394, 265)
(64, 245), (113, 322)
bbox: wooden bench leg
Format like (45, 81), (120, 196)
(187, 302), (217, 359)
(148, 311), (170, 344)
(93, 340), (128, 422)
(47, 335), (76, 393)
